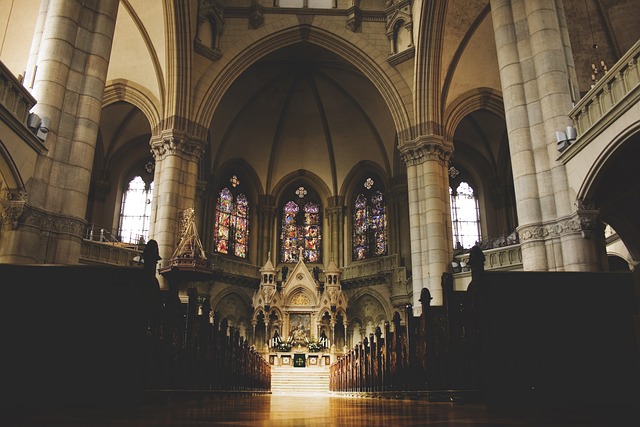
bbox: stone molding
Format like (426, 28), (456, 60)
(1, 200), (85, 237)
(346, 3), (362, 32)
(518, 209), (600, 242)
(398, 136), (452, 166)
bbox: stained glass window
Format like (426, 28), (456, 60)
(119, 176), (153, 245)
(450, 182), (480, 249)
(280, 198), (322, 263)
(214, 187), (249, 258)
(352, 180), (388, 261)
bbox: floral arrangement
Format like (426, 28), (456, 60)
(277, 342), (292, 352)
(308, 340), (323, 353)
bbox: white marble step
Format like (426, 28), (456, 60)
(271, 366), (330, 394)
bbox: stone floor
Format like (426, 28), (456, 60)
(2, 392), (637, 426)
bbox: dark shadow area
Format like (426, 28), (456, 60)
(0, 264), (146, 408)
(476, 271), (640, 406)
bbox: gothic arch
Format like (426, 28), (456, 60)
(103, 79), (162, 132)
(577, 123), (640, 261)
(340, 161), (390, 201)
(576, 122), (640, 203)
(272, 170), (332, 206)
(210, 158), (264, 198)
(443, 88), (505, 143)
(347, 288), (393, 323)
(195, 21), (413, 144)
(284, 285), (319, 308)
(210, 286), (253, 315)
(0, 141), (25, 192)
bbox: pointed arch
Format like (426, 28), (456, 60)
(195, 21), (413, 144)
(103, 79), (162, 132)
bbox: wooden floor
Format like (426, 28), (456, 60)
(2, 392), (636, 426)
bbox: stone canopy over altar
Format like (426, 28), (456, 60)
(252, 248), (348, 359)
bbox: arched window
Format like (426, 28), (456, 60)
(450, 181), (481, 249)
(119, 176), (153, 244)
(352, 177), (388, 260)
(280, 186), (322, 263)
(213, 175), (249, 258)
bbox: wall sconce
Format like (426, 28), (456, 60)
(556, 125), (577, 152)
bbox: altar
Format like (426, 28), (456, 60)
(252, 251), (348, 360)
(269, 351), (332, 368)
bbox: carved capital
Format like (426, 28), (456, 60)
(1, 200), (27, 230)
(325, 205), (344, 220)
(151, 134), (206, 162)
(398, 135), (452, 166)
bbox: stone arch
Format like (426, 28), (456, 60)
(103, 79), (162, 132)
(272, 169), (332, 206)
(340, 161), (390, 201)
(284, 285), (318, 307)
(576, 122), (640, 202)
(211, 286), (253, 317)
(577, 123), (640, 261)
(443, 88), (505, 143)
(0, 141), (25, 193)
(210, 158), (264, 198)
(195, 20), (413, 144)
(347, 288), (393, 325)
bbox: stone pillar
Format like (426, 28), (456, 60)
(1, 0), (119, 263)
(399, 135), (452, 309)
(326, 199), (344, 265)
(251, 319), (257, 347)
(491, 0), (602, 271)
(257, 195), (276, 266)
(264, 316), (269, 352)
(150, 131), (205, 289)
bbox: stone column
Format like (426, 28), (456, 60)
(257, 195), (276, 266)
(326, 199), (344, 265)
(150, 131), (205, 289)
(491, 0), (602, 271)
(2, 0), (119, 263)
(399, 136), (452, 310)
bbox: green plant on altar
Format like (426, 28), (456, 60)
(277, 342), (292, 352)
(308, 340), (323, 353)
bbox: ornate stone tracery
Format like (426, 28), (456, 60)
(252, 253), (347, 352)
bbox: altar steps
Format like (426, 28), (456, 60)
(271, 366), (330, 395)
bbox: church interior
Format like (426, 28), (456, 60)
(1, 0), (640, 424)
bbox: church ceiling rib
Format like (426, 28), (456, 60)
(104, 105), (139, 160)
(265, 72), (303, 194)
(210, 67), (291, 177)
(440, 4), (491, 117)
(314, 69), (392, 179)
(195, 23), (411, 144)
(306, 73), (338, 196)
(121, 0), (165, 107)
